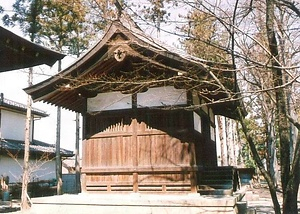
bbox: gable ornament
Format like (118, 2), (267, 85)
(114, 47), (126, 61)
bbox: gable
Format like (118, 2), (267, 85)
(24, 14), (241, 119)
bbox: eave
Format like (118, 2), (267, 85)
(0, 26), (65, 72)
(24, 16), (241, 119)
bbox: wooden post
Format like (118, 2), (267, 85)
(190, 171), (197, 193)
(132, 118), (138, 192)
(56, 106), (62, 195)
(132, 94), (139, 192)
(75, 112), (81, 193)
(56, 60), (62, 195)
(190, 143), (198, 193)
(133, 172), (138, 192)
(81, 173), (86, 192)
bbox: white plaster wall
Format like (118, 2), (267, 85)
(87, 92), (132, 112)
(0, 156), (56, 183)
(1, 110), (26, 141)
(137, 86), (187, 107)
(193, 112), (202, 133)
(87, 86), (187, 112)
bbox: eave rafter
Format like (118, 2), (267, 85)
(24, 17), (241, 118)
(58, 42), (235, 104)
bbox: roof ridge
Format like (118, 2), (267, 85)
(0, 93), (48, 117)
(0, 138), (73, 156)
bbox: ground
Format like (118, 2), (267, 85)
(246, 184), (300, 213)
(1, 185), (300, 213)
(247, 184), (281, 214)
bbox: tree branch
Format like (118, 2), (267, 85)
(276, 0), (300, 17)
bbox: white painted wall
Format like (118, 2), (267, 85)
(1, 110), (33, 141)
(87, 86), (187, 113)
(1, 110), (26, 141)
(137, 86), (187, 107)
(193, 112), (202, 133)
(87, 92), (132, 112)
(0, 156), (56, 183)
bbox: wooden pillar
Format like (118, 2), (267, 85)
(56, 60), (62, 195)
(75, 112), (81, 193)
(81, 173), (86, 192)
(132, 117), (138, 192)
(133, 173), (138, 192)
(56, 106), (62, 195)
(190, 171), (197, 193)
(190, 142), (198, 193)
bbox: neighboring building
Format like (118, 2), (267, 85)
(0, 26), (65, 72)
(25, 13), (243, 194)
(0, 93), (73, 183)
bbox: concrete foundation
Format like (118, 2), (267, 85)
(27, 193), (243, 214)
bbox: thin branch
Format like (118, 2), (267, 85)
(276, 0), (300, 17)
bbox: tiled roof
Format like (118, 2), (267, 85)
(0, 93), (48, 118)
(0, 26), (65, 72)
(0, 138), (73, 157)
(119, 13), (230, 69)
(24, 12), (241, 119)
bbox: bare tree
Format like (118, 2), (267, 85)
(174, 1), (299, 213)
(74, 0), (300, 213)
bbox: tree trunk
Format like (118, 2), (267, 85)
(283, 134), (300, 213)
(266, 115), (277, 186)
(21, 67), (33, 210)
(265, 0), (299, 213)
(283, 187), (299, 213)
(237, 107), (281, 213)
(217, 116), (227, 166)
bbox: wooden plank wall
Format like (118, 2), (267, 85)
(82, 117), (197, 193)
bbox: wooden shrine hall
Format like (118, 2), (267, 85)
(25, 13), (242, 194)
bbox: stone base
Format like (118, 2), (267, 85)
(29, 193), (244, 214)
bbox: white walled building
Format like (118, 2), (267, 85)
(0, 93), (73, 183)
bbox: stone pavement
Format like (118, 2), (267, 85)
(0, 200), (20, 213)
(5, 193), (241, 214)
(28, 193), (240, 214)
(0, 193), (274, 214)
(244, 193), (275, 214)
(2, 186), (300, 213)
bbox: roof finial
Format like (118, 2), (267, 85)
(115, 0), (123, 19)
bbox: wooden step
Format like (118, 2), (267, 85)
(197, 166), (237, 195)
